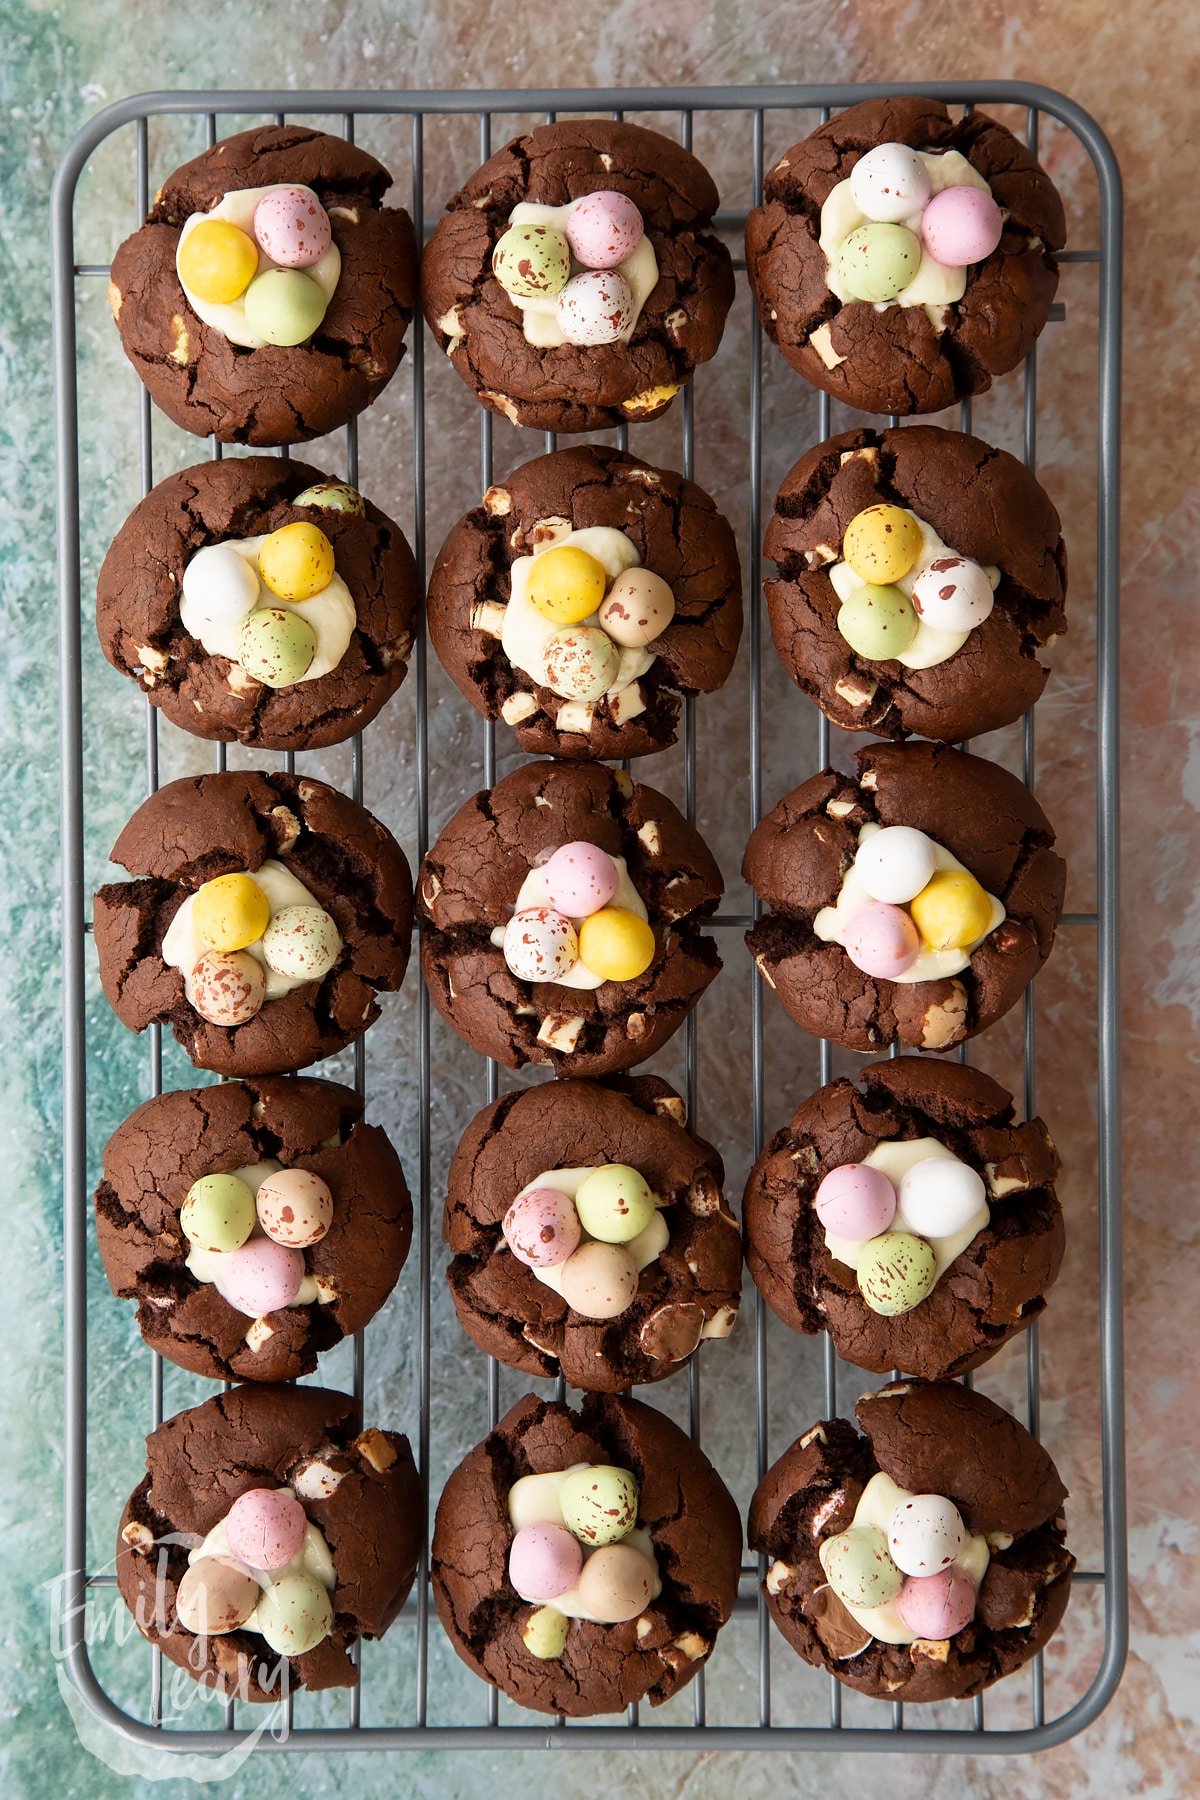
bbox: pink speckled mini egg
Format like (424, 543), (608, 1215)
(509, 1521), (583, 1602)
(814, 1163), (897, 1239)
(565, 190), (644, 269)
(501, 907), (579, 983)
(503, 1186), (582, 1269)
(190, 949), (266, 1026)
(542, 841), (620, 918)
(212, 1237), (305, 1316)
(225, 1486), (308, 1571)
(255, 1167), (334, 1248)
(895, 1565), (976, 1639)
(920, 185), (1003, 268)
(253, 187), (332, 269)
(842, 902), (920, 980)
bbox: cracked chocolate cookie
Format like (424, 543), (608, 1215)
(116, 1384), (421, 1702)
(421, 119), (735, 433)
(744, 1058), (1062, 1379)
(93, 772), (413, 1077)
(765, 426), (1067, 742)
(96, 457), (419, 751)
(432, 1391), (741, 1715)
(745, 98), (1065, 416)
(749, 1379), (1073, 1702)
(109, 126), (417, 444)
(419, 761), (722, 1077)
(444, 1074), (741, 1391)
(427, 445), (743, 761)
(96, 1077), (412, 1382)
(744, 743), (1064, 1053)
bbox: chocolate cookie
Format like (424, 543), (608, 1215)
(419, 761), (722, 1078)
(116, 1384), (422, 1702)
(93, 772), (413, 1076)
(745, 98), (1065, 416)
(432, 1392), (741, 1715)
(96, 458), (420, 751)
(445, 1074), (741, 1391)
(744, 1058), (1063, 1379)
(109, 126), (417, 444)
(748, 1380), (1074, 1702)
(96, 1078), (412, 1382)
(744, 743), (1064, 1052)
(764, 427), (1067, 742)
(427, 445), (743, 761)
(421, 120), (734, 433)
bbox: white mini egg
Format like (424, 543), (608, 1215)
(910, 556), (995, 632)
(848, 143), (933, 223)
(555, 269), (634, 346)
(180, 543), (260, 636)
(887, 1493), (966, 1576)
(855, 826), (938, 905)
(898, 1157), (987, 1238)
(597, 569), (676, 648)
(502, 907), (579, 983)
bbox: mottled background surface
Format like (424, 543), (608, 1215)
(4, 0), (1197, 1795)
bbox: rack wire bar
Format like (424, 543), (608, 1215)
(53, 82), (1124, 1756)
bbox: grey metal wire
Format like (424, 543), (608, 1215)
(52, 82), (1124, 1754)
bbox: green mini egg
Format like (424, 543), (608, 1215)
(836, 584), (919, 661)
(243, 268), (328, 346)
(822, 1525), (904, 1610)
(492, 224), (571, 300)
(291, 481), (366, 515)
(836, 222), (922, 303)
(238, 607), (318, 688)
(522, 1606), (569, 1660)
(559, 1464), (639, 1546)
(857, 1230), (938, 1316)
(573, 1164), (656, 1244)
(181, 1173), (256, 1253)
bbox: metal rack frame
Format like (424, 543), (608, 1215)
(53, 82), (1124, 1755)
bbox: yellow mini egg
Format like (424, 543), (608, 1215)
(527, 545), (608, 625)
(177, 220), (260, 305)
(258, 521), (335, 601)
(192, 873), (271, 952)
(843, 505), (923, 585)
(909, 868), (993, 952)
(578, 907), (656, 982)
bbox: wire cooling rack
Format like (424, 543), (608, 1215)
(53, 83), (1124, 1756)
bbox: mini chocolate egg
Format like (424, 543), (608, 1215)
(192, 872), (271, 952)
(597, 568), (676, 648)
(492, 223), (571, 300)
(888, 1493), (966, 1576)
(242, 268), (328, 346)
(835, 222), (922, 303)
(555, 268), (634, 346)
(574, 1164), (656, 1245)
(559, 1240), (639, 1320)
(565, 190), (644, 269)
(175, 1556), (261, 1636)
(908, 868), (993, 952)
(212, 1236), (306, 1317)
(291, 480), (366, 515)
(502, 906), (579, 983)
(843, 505), (923, 585)
(577, 907), (656, 983)
(855, 826), (938, 907)
(255, 1168), (334, 1248)
(821, 1525), (903, 1610)
(848, 142), (933, 223)
(542, 841), (620, 917)
(177, 218), (259, 304)
(181, 1172), (257, 1254)
(841, 902), (920, 980)
(258, 521), (336, 601)
(503, 1186), (582, 1269)
(559, 1464), (639, 1545)
(225, 1487), (308, 1571)
(895, 1566), (976, 1639)
(575, 1543), (655, 1623)
(180, 542), (260, 635)
(541, 625), (621, 702)
(856, 1230), (938, 1316)
(238, 608), (318, 688)
(836, 584), (919, 661)
(522, 1605), (570, 1660)
(261, 904), (342, 981)
(190, 949), (267, 1026)
(910, 555), (994, 631)
(253, 1571), (333, 1657)
(527, 545), (607, 625)
(813, 1163), (896, 1240)
(508, 1522), (584, 1602)
(897, 1157), (986, 1238)
(253, 187), (332, 269)
(921, 186), (1004, 268)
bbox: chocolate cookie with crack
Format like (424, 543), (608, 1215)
(745, 98), (1065, 416)
(93, 772), (412, 1077)
(748, 1380), (1074, 1702)
(427, 445), (742, 761)
(109, 126), (417, 444)
(765, 427), (1067, 741)
(744, 743), (1064, 1053)
(744, 1058), (1062, 1379)
(421, 119), (734, 432)
(445, 1074), (741, 1391)
(96, 1078), (412, 1382)
(432, 1391), (741, 1715)
(96, 458), (419, 751)
(419, 761), (722, 1077)
(116, 1384), (421, 1702)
